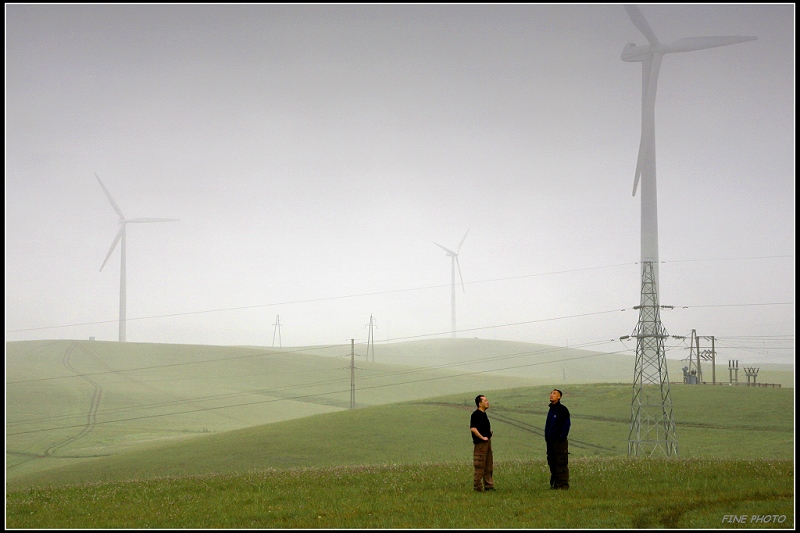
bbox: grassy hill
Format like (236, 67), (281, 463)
(6, 338), (794, 528)
(7, 339), (543, 481)
(297, 337), (795, 387)
(7, 382), (793, 489)
(7, 338), (793, 486)
(6, 381), (794, 528)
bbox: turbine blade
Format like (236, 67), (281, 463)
(434, 242), (456, 255)
(456, 229), (470, 253)
(455, 256), (465, 292)
(94, 173), (125, 219)
(100, 226), (124, 272)
(624, 5), (660, 47)
(632, 162), (642, 197)
(665, 36), (757, 53)
(126, 217), (180, 223)
(633, 54), (662, 197)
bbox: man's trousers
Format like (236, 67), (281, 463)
(546, 438), (569, 489)
(473, 439), (494, 491)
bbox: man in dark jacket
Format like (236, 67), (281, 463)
(470, 394), (494, 492)
(544, 389), (570, 489)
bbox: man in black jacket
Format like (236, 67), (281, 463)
(544, 389), (570, 489)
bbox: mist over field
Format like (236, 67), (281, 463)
(5, 5), (793, 370)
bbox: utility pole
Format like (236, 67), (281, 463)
(624, 261), (678, 457)
(685, 331), (718, 384)
(685, 329), (703, 383)
(350, 339), (355, 409)
(272, 315), (282, 347)
(699, 335), (716, 385)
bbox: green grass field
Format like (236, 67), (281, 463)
(5, 339), (794, 528)
(6, 458), (793, 528)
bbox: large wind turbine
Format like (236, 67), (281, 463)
(95, 173), (179, 342)
(622, 4), (756, 283)
(434, 229), (469, 338)
(621, 5), (755, 457)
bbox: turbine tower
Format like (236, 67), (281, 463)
(434, 229), (469, 338)
(95, 173), (179, 342)
(621, 4), (756, 457)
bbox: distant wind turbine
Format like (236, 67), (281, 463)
(622, 4), (756, 282)
(434, 229), (469, 338)
(95, 173), (179, 342)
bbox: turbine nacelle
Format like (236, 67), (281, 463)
(434, 229), (469, 293)
(621, 42), (651, 62)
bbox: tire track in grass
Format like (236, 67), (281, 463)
(633, 490), (795, 528)
(42, 341), (103, 457)
(489, 411), (617, 453)
(75, 342), (242, 425)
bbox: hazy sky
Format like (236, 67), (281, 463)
(5, 4), (794, 365)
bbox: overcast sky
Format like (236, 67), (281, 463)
(5, 4), (794, 365)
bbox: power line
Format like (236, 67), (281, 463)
(7, 307), (634, 386)
(8, 324), (790, 436)
(8, 300), (792, 386)
(8, 256), (791, 334)
(12, 336), (608, 432)
(7, 348), (622, 437)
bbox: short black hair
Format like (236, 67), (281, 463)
(553, 389), (563, 398)
(475, 394), (485, 407)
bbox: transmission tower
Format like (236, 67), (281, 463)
(365, 314), (377, 362)
(626, 261), (678, 457)
(272, 315), (282, 347)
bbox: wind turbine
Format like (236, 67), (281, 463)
(622, 4), (756, 283)
(434, 229), (469, 338)
(621, 4), (755, 457)
(95, 173), (179, 342)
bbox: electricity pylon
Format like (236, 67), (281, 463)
(272, 315), (282, 347)
(365, 314), (377, 362)
(626, 261), (678, 457)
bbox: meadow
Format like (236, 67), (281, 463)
(5, 339), (794, 528)
(6, 458), (793, 528)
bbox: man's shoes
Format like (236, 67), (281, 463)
(484, 487), (496, 491)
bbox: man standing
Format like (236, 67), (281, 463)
(545, 389), (570, 489)
(470, 394), (495, 492)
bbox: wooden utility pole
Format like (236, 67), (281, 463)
(350, 339), (355, 409)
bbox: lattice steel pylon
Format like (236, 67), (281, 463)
(628, 261), (678, 457)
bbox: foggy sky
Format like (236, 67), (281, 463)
(5, 4), (795, 365)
